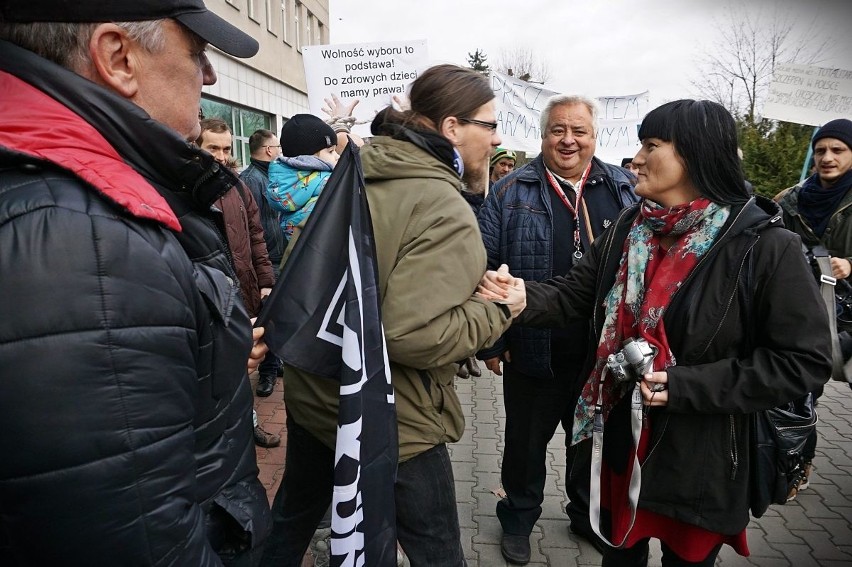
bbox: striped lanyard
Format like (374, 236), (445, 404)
(545, 161), (593, 260)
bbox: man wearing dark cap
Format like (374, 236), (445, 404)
(0, 2), (271, 564)
(776, 117), (852, 499)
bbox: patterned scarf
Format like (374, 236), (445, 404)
(571, 198), (730, 444)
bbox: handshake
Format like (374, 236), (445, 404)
(477, 264), (527, 319)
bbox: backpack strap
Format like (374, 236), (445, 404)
(808, 244), (848, 381)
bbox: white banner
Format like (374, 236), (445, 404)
(302, 40), (430, 139)
(490, 71), (650, 166)
(763, 64), (852, 126)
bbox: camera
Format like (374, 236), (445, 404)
(606, 338), (658, 384)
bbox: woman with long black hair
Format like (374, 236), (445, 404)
(480, 99), (831, 566)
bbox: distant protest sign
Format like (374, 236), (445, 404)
(763, 63), (852, 126)
(490, 71), (649, 166)
(302, 40), (429, 138)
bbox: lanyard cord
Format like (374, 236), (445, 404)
(545, 161), (593, 259)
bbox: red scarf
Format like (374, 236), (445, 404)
(571, 198), (730, 444)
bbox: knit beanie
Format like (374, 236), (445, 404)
(490, 147), (517, 168)
(813, 118), (852, 150)
(280, 114), (337, 157)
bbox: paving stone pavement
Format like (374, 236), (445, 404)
(451, 369), (852, 567)
(255, 370), (852, 566)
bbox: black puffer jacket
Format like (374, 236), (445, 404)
(519, 196), (832, 534)
(0, 41), (270, 564)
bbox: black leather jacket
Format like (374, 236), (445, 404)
(0, 40), (270, 564)
(519, 196), (832, 534)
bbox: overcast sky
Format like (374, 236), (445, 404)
(328, 0), (852, 109)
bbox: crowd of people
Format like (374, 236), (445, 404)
(0, 1), (848, 566)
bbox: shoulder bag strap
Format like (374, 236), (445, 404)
(809, 245), (847, 380)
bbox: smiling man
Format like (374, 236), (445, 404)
(478, 94), (638, 564)
(0, 1), (272, 564)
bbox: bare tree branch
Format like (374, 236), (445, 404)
(495, 46), (551, 84)
(690, 2), (834, 124)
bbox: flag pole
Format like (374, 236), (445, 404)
(799, 126), (819, 183)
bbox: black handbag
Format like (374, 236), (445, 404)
(740, 249), (820, 517)
(749, 393), (818, 517)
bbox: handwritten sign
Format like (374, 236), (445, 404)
(490, 71), (650, 166)
(763, 63), (852, 126)
(302, 40), (429, 138)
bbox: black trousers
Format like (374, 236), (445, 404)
(260, 417), (465, 566)
(496, 363), (593, 536)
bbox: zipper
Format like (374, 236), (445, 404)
(729, 415), (739, 480)
(592, 207), (633, 333)
(698, 237), (759, 359)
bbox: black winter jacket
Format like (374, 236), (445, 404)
(478, 154), (638, 377)
(518, 196), (832, 534)
(0, 41), (270, 564)
(240, 159), (286, 268)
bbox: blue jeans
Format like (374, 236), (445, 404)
(260, 417), (465, 566)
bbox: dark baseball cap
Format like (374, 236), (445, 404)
(0, 0), (259, 58)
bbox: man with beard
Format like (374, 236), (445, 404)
(479, 94), (638, 564)
(262, 64), (522, 567)
(775, 117), (852, 499)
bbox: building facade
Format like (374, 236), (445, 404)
(202, 0), (329, 167)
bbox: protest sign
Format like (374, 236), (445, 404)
(302, 40), (429, 138)
(763, 63), (852, 126)
(490, 71), (649, 166)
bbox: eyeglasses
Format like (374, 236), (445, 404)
(459, 118), (498, 132)
(263, 145), (282, 149)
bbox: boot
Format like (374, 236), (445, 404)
(256, 374), (276, 397)
(253, 425), (280, 448)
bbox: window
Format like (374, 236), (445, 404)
(280, 0), (290, 43)
(248, 0), (259, 22)
(200, 97), (273, 170)
(316, 21), (324, 45)
(265, 0), (275, 33)
(294, 1), (302, 51)
(306, 13), (313, 46)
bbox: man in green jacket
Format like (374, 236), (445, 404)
(261, 64), (523, 566)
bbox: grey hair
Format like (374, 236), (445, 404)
(0, 20), (166, 71)
(539, 94), (601, 138)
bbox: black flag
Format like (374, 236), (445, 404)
(257, 141), (398, 566)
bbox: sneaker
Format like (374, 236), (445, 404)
(799, 461), (813, 491)
(786, 465), (808, 501)
(310, 527), (332, 567)
(253, 425), (280, 448)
